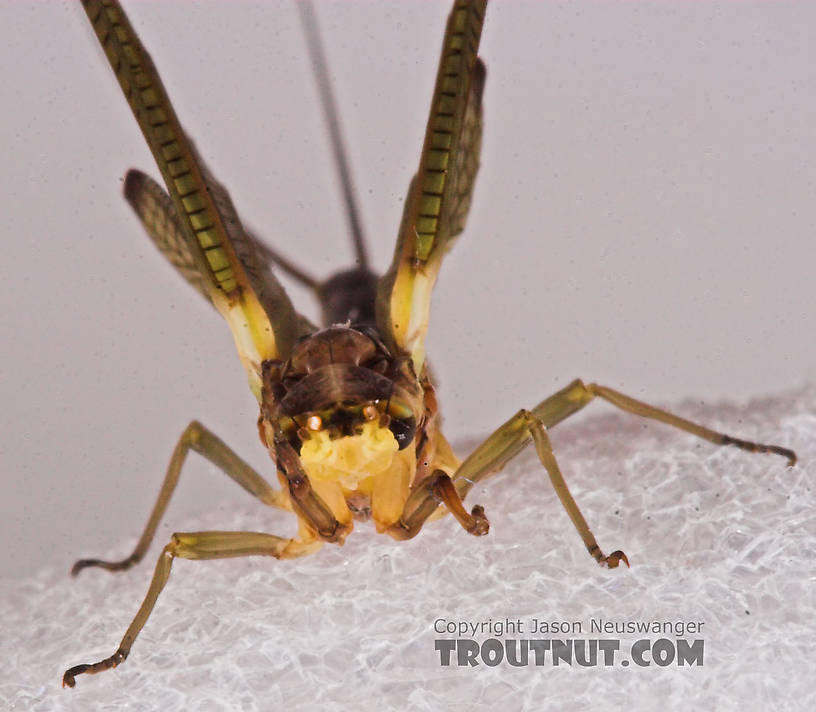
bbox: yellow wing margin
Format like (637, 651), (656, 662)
(376, 0), (487, 371)
(81, 0), (297, 397)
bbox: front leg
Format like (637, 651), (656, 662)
(386, 409), (623, 565)
(524, 410), (629, 568)
(448, 379), (794, 566)
(449, 407), (628, 567)
(388, 470), (489, 541)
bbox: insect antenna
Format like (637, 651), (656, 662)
(248, 230), (320, 290)
(298, 0), (370, 271)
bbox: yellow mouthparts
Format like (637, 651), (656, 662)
(299, 421), (399, 490)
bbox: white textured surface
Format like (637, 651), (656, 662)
(2, 388), (814, 711)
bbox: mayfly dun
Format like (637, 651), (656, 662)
(63, 0), (796, 687)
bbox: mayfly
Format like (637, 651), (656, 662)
(64, 0), (796, 687)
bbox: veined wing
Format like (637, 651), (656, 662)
(81, 0), (297, 398)
(123, 170), (209, 303)
(124, 170), (318, 338)
(376, 0), (487, 371)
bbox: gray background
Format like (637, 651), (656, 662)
(1, 1), (813, 578)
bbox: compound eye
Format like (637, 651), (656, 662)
(388, 417), (416, 450)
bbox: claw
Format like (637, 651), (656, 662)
(601, 549), (630, 569)
(71, 559), (98, 577)
(71, 554), (139, 577)
(468, 505), (489, 536)
(62, 649), (127, 688)
(62, 664), (87, 688)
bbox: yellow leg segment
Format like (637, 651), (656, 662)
(446, 379), (794, 566)
(72, 421), (290, 576)
(63, 529), (320, 688)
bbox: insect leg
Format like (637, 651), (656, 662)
(448, 378), (795, 566)
(72, 421), (289, 576)
(525, 410), (629, 568)
(62, 530), (320, 688)
(455, 378), (796, 501)
(575, 381), (797, 465)
(387, 470), (489, 541)
(407, 407), (624, 567)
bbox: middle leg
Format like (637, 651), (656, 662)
(72, 420), (290, 575)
